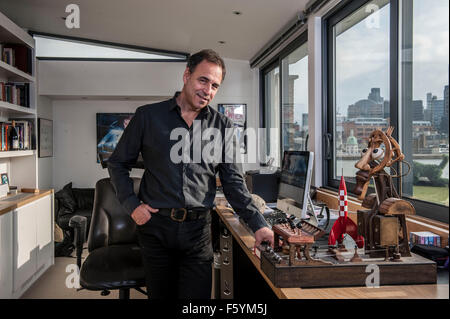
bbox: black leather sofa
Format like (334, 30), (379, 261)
(55, 182), (95, 242)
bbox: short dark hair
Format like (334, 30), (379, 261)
(187, 49), (226, 81)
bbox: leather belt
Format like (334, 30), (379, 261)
(157, 208), (210, 222)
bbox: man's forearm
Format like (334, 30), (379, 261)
(107, 161), (141, 216)
(219, 163), (268, 233)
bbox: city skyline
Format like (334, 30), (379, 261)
(335, 0), (448, 116)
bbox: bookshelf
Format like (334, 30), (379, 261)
(0, 10), (38, 189)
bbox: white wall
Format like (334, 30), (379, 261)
(39, 58), (259, 190)
(37, 94), (53, 190)
(38, 60), (186, 97)
(52, 99), (150, 190)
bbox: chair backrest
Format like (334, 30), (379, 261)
(87, 177), (141, 252)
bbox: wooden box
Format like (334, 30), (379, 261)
(260, 250), (437, 288)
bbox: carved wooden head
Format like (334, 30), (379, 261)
(353, 127), (404, 199)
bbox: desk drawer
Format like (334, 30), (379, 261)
(219, 220), (234, 299)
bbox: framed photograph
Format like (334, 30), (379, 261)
(1, 173), (8, 185)
(218, 103), (247, 154)
(96, 113), (144, 168)
(38, 118), (53, 158)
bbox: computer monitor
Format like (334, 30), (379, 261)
(276, 151), (314, 219)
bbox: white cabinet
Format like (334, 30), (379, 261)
(12, 194), (54, 298)
(13, 201), (38, 292)
(0, 210), (13, 298)
(0, 193), (54, 299)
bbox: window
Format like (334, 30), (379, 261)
(325, 0), (449, 222)
(32, 33), (187, 61)
(326, 0), (391, 187)
(263, 65), (280, 167)
(281, 43), (309, 153)
(399, 0), (449, 208)
(261, 34), (308, 168)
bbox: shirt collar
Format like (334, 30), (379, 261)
(169, 91), (211, 118)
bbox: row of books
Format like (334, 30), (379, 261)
(0, 43), (33, 75)
(0, 82), (30, 107)
(410, 231), (441, 247)
(1, 121), (33, 151)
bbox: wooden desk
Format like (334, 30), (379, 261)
(214, 206), (449, 299)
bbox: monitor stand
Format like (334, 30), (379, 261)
(305, 193), (319, 226)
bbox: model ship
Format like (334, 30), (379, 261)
(260, 127), (437, 288)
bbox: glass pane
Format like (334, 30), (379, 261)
(264, 67), (280, 167)
(34, 35), (184, 60)
(400, 0), (449, 207)
(333, 0), (390, 183)
(281, 43), (308, 153)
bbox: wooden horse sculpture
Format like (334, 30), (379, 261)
(353, 127), (414, 259)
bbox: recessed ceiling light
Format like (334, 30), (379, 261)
(218, 41), (226, 44)
(233, 11), (242, 16)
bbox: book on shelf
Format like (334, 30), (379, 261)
(0, 120), (33, 151)
(1, 43), (32, 75)
(0, 81), (30, 107)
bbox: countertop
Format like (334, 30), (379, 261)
(0, 189), (53, 216)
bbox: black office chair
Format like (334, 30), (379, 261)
(70, 177), (147, 299)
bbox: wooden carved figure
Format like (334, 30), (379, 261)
(353, 127), (415, 258)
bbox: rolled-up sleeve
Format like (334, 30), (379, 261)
(107, 107), (145, 216)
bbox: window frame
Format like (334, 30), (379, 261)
(29, 31), (189, 62)
(322, 0), (449, 223)
(260, 32), (309, 164)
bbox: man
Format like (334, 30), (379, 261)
(108, 49), (274, 299)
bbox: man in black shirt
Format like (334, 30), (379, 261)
(108, 49), (274, 299)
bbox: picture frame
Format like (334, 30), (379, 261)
(38, 118), (53, 158)
(96, 113), (144, 168)
(1, 173), (8, 185)
(218, 103), (247, 154)
(0, 173), (8, 198)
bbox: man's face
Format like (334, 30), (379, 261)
(183, 60), (222, 111)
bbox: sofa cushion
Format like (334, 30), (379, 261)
(72, 188), (95, 210)
(55, 182), (78, 212)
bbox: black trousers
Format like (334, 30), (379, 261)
(137, 212), (213, 299)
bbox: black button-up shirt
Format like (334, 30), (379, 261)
(108, 93), (267, 233)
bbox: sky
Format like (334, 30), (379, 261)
(333, 0), (448, 116)
(269, 0), (448, 124)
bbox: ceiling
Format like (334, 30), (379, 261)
(0, 0), (308, 61)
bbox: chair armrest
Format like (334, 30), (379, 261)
(69, 215), (88, 269)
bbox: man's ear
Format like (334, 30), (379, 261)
(183, 68), (191, 84)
